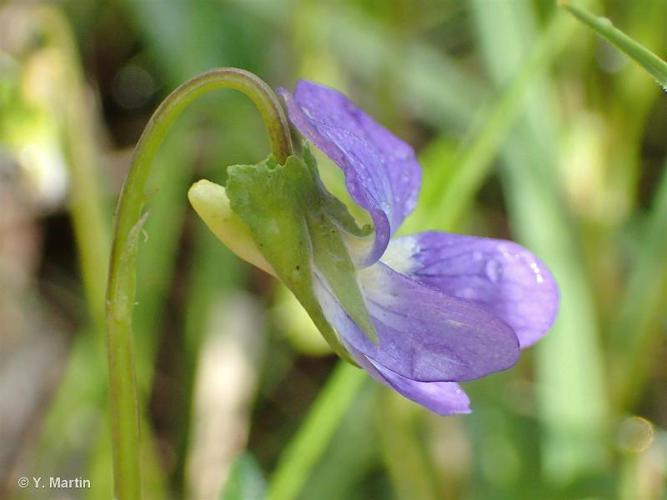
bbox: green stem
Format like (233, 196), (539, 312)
(105, 68), (292, 500)
(267, 362), (366, 500)
(34, 5), (110, 333)
(378, 393), (441, 500)
(419, 9), (571, 230)
(612, 158), (667, 409)
(562, 1), (667, 90)
(471, 0), (609, 481)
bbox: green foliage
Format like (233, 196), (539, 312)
(564, 1), (667, 90)
(220, 454), (267, 500)
(4, 1), (667, 499)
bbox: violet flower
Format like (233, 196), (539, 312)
(190, 80), (559, 416)
(277, 81), (559, 415)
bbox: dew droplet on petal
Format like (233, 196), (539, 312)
(485, 259), (503, 283)
(529, 261), (545, 284)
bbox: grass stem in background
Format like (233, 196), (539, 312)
(34, 5), (110, 334)
(562, 0), (667, 410)
(562, 1), (667, 91)
(267, 362), (366, 500)
(470, 0), (609, 482)
(612, 159), (667, 409)
(378, 394), (441, 500)
(416, 10), (573, 231)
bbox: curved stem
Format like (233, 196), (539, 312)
(105, 68), (292, 499)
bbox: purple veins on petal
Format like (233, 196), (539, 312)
(274, 79), (560, 415)
(314, 262), (520, 384)
(348, 345), (471, 416)
(279, 81), (422, 266)
(382, 232), (560, 348)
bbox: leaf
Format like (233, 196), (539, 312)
(219, 453), (266, 500)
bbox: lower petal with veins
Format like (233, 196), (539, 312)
(383, 232), (559, 348)
(314, 262), (520, 383)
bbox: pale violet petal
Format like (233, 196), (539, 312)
(383, 232), (559, 348)
(349, 345), (471, 416)
(279, 81), (421, 265)
(314, 263), (520, 383)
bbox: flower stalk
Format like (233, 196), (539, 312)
(105, 68), (292, 499)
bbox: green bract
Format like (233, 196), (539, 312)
(189, 147), (376, 363)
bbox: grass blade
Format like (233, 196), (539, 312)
(562, 1), (667, 91)
(470, 0), (609, 483)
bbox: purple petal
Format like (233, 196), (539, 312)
(279, 81), (422, 265)
(314, 263), (520, 383)
(349, 345), (471, 415)
(383, 232), (559, 348)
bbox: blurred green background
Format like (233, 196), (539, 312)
(1, 0), (666, 498)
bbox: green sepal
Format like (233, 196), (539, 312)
(225, 151), (377, 361)
(302, 146), (372, 239)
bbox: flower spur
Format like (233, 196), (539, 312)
(189, 80), (559, 415)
